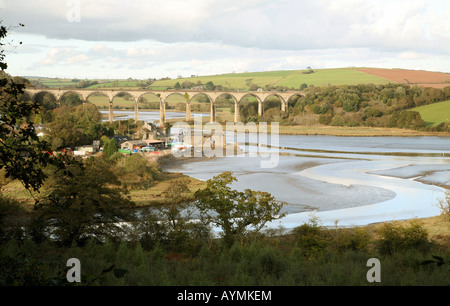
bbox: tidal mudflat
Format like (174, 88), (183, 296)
(164, 134), (450, 228)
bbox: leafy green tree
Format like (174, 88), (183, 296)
(45, 108), (85, 150)
(33, 158), (135, 246)
(0, 22), (52, 192)
(205, 81), (215, 91)
(195, 172), (285, 247)
(103, 138), (118, 159)
(44, 103), (102, 149)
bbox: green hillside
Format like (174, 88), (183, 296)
(412, 100), (450, 126)
(28, 68), (395, 90)
(151, 68), (394, 90)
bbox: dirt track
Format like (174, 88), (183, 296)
(358, 68), (450, 88)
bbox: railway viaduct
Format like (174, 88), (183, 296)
(24, 88), (305, 125)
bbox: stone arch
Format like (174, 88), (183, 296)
(212, 92), (237, 104)
(28, 90), (58, 104)
(190, 92), (213, 121)
(59, 90), (85, 106)
(263, 93), (286, 113)
(111, 91), (136, 104)
(110, 91), (138, 122)
(212, 93), (238, 123)
(239, 93), (261, 104)
(239, 93), (263, 117)
(136, 92), (161, 110)
(85, 90), (110, 102)
(164, 92), (189, 121)
(286, 93), (305, 109)
(164, 92), (188, 105)
(27, 90), (58, 111)
(190, 92), (213, 104)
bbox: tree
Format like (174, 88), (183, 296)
(44, 103), (102, 149)
(33, 158), (135, 246)
(195, 172), (285, 247)
(205, 81), (215, 91)
(437, 189), (450, 221)
(103, 138), (118, 159)
(0, 22), (52, 192)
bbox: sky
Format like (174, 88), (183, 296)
(1, 0), (450, 79)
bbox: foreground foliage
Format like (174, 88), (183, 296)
(0, 217), (448, 286)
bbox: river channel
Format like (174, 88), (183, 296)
(164, 133), (450, 229)
(104, 111), (450, 229)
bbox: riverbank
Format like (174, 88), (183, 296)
(276, 125), (450, 137)
(100, 109), (450, 137)
(182, 120), (450, 137)
(153, 152), (449, 246)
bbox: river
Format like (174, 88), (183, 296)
(103, 110), (450, 229)
(100, 110), (208, 122)
(163, 133), (450, 229)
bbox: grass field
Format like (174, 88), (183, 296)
(30, 67), (449, 91)
(87, 80), (146, 89)
(35, 78), (78, 88)
(151, 68), (394, 90)
(412, 100), (450, 126)
(30, 68), (397, 91)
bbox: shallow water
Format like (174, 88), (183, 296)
(100, 110), (207, 122)
(164, 134), (450, 228)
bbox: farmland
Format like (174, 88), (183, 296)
(150, 68), (393, 90)
(358, 68), (450, 89)
(28, 67), (450, 92)
(412, 100), (450, 126)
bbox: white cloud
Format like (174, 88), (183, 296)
(1, 0), (450, 78)
(398, 51), (423, 60)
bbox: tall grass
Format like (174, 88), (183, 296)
(1, 219), (448, 286)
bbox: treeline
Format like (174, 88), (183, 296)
(287, 84), (450, 131)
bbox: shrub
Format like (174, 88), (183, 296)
(117, 154), (160, 189)
(0, 195), (27, 243)
(437, 189), (450, 221)
(376, 221), (432, 255)
(313, 102), (330, 114)
(291, 218), (330, 258)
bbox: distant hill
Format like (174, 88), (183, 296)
(25, 67), (450, 91)
(150, 67), (394, 91)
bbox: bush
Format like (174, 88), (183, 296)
(376, 221), (432, 255)
(437, 189), (450, 221)
(291, 218), (330, 258)
(313, 102), (331, 114)
(116, 154), (160, 189)
(0, 195), (27, 243)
